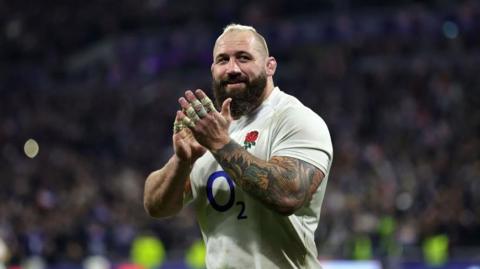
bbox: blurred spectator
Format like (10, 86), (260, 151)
(1, 0), (479, 267)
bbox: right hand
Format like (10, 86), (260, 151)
(173, 112), (206, 165)
(177, 90), (233, 153)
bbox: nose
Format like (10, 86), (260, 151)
(226, 59), (241, 75)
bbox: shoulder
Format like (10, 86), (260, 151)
(271, 89), (328, 132)
(268, 88), (333, 156)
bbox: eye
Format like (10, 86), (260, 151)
(238, 55), (251, 62)
(215, 56), (228, 64)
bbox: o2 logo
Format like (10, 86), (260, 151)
(206, 171), (247, 219)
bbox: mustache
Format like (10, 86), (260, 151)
(220, 75), (248, 85)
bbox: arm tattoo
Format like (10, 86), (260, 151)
(212, 140), (324, 215)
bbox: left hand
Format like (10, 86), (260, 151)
(177, 89), (233, 152)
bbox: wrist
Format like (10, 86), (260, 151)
(209, 137), (231, 154)
(171, 155), (192, 170)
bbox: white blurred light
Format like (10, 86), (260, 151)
(443, 21), (459, 39)
(22, 256), (45, 269)
(84, 255), (111, 269)
(24, 138), (39, 158)
(320, 260), (382, 269)
(396, 192), (413, 211)
(0, 238), (8, 263)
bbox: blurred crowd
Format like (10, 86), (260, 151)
(1, 0), (480, 266)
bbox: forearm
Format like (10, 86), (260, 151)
(211, 140), (322, 215)
(144, 155), (191, 218)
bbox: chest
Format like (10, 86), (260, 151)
(190, 112), (277, 200)
(189, 110), (283, 231)
(230, 125), (271, 161)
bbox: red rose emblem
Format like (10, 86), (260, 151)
(245, 131), (259, 142)
(243, 131), (259, 149)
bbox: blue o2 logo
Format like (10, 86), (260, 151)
(206, 171), (235, 212)
(206, 171), (247, 219)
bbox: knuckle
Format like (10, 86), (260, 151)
(205, 114), (215, 122)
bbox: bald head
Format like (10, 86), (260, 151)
(213, 24), (269, 59)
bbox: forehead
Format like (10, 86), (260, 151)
(213, 31), (262, 57)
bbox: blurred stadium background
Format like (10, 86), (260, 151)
(1, 0), (479, 268)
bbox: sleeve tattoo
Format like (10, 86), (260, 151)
(212, 140), (325, 215)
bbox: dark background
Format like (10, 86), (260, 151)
(1, 0), (479, 266)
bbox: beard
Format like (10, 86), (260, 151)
(212, 72), (267, 119)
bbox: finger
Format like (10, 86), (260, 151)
(177, 110), (195, 128)
(185, 90), (208, 118)
(185, 106), (201, 123)
(194, 89), (207, 99)
(192, 99), (208, 118)
(179, 97), (201, 123)
(173, 111), (188, 133)
(195, 90), (217, 113)
(173, 120), (186, 134)
(221, 98), (232, 119)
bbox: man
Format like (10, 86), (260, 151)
(144, 24), (333, 268)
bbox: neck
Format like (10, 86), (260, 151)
(259, 78), (275, 104)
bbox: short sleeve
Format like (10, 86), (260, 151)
(271, 107), (333, 174)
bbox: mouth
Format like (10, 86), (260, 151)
(222, 77), (248, 85)
(226, 82), (245, 86)
(225, 82), (246, 91)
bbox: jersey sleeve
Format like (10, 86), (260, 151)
(270, 107), (333, 174)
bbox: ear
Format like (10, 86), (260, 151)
(265, 57), (277, 76)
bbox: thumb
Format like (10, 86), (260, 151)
(221, 98), (232, 119)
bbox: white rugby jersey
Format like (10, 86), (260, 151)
(186, 87), (333, 269)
